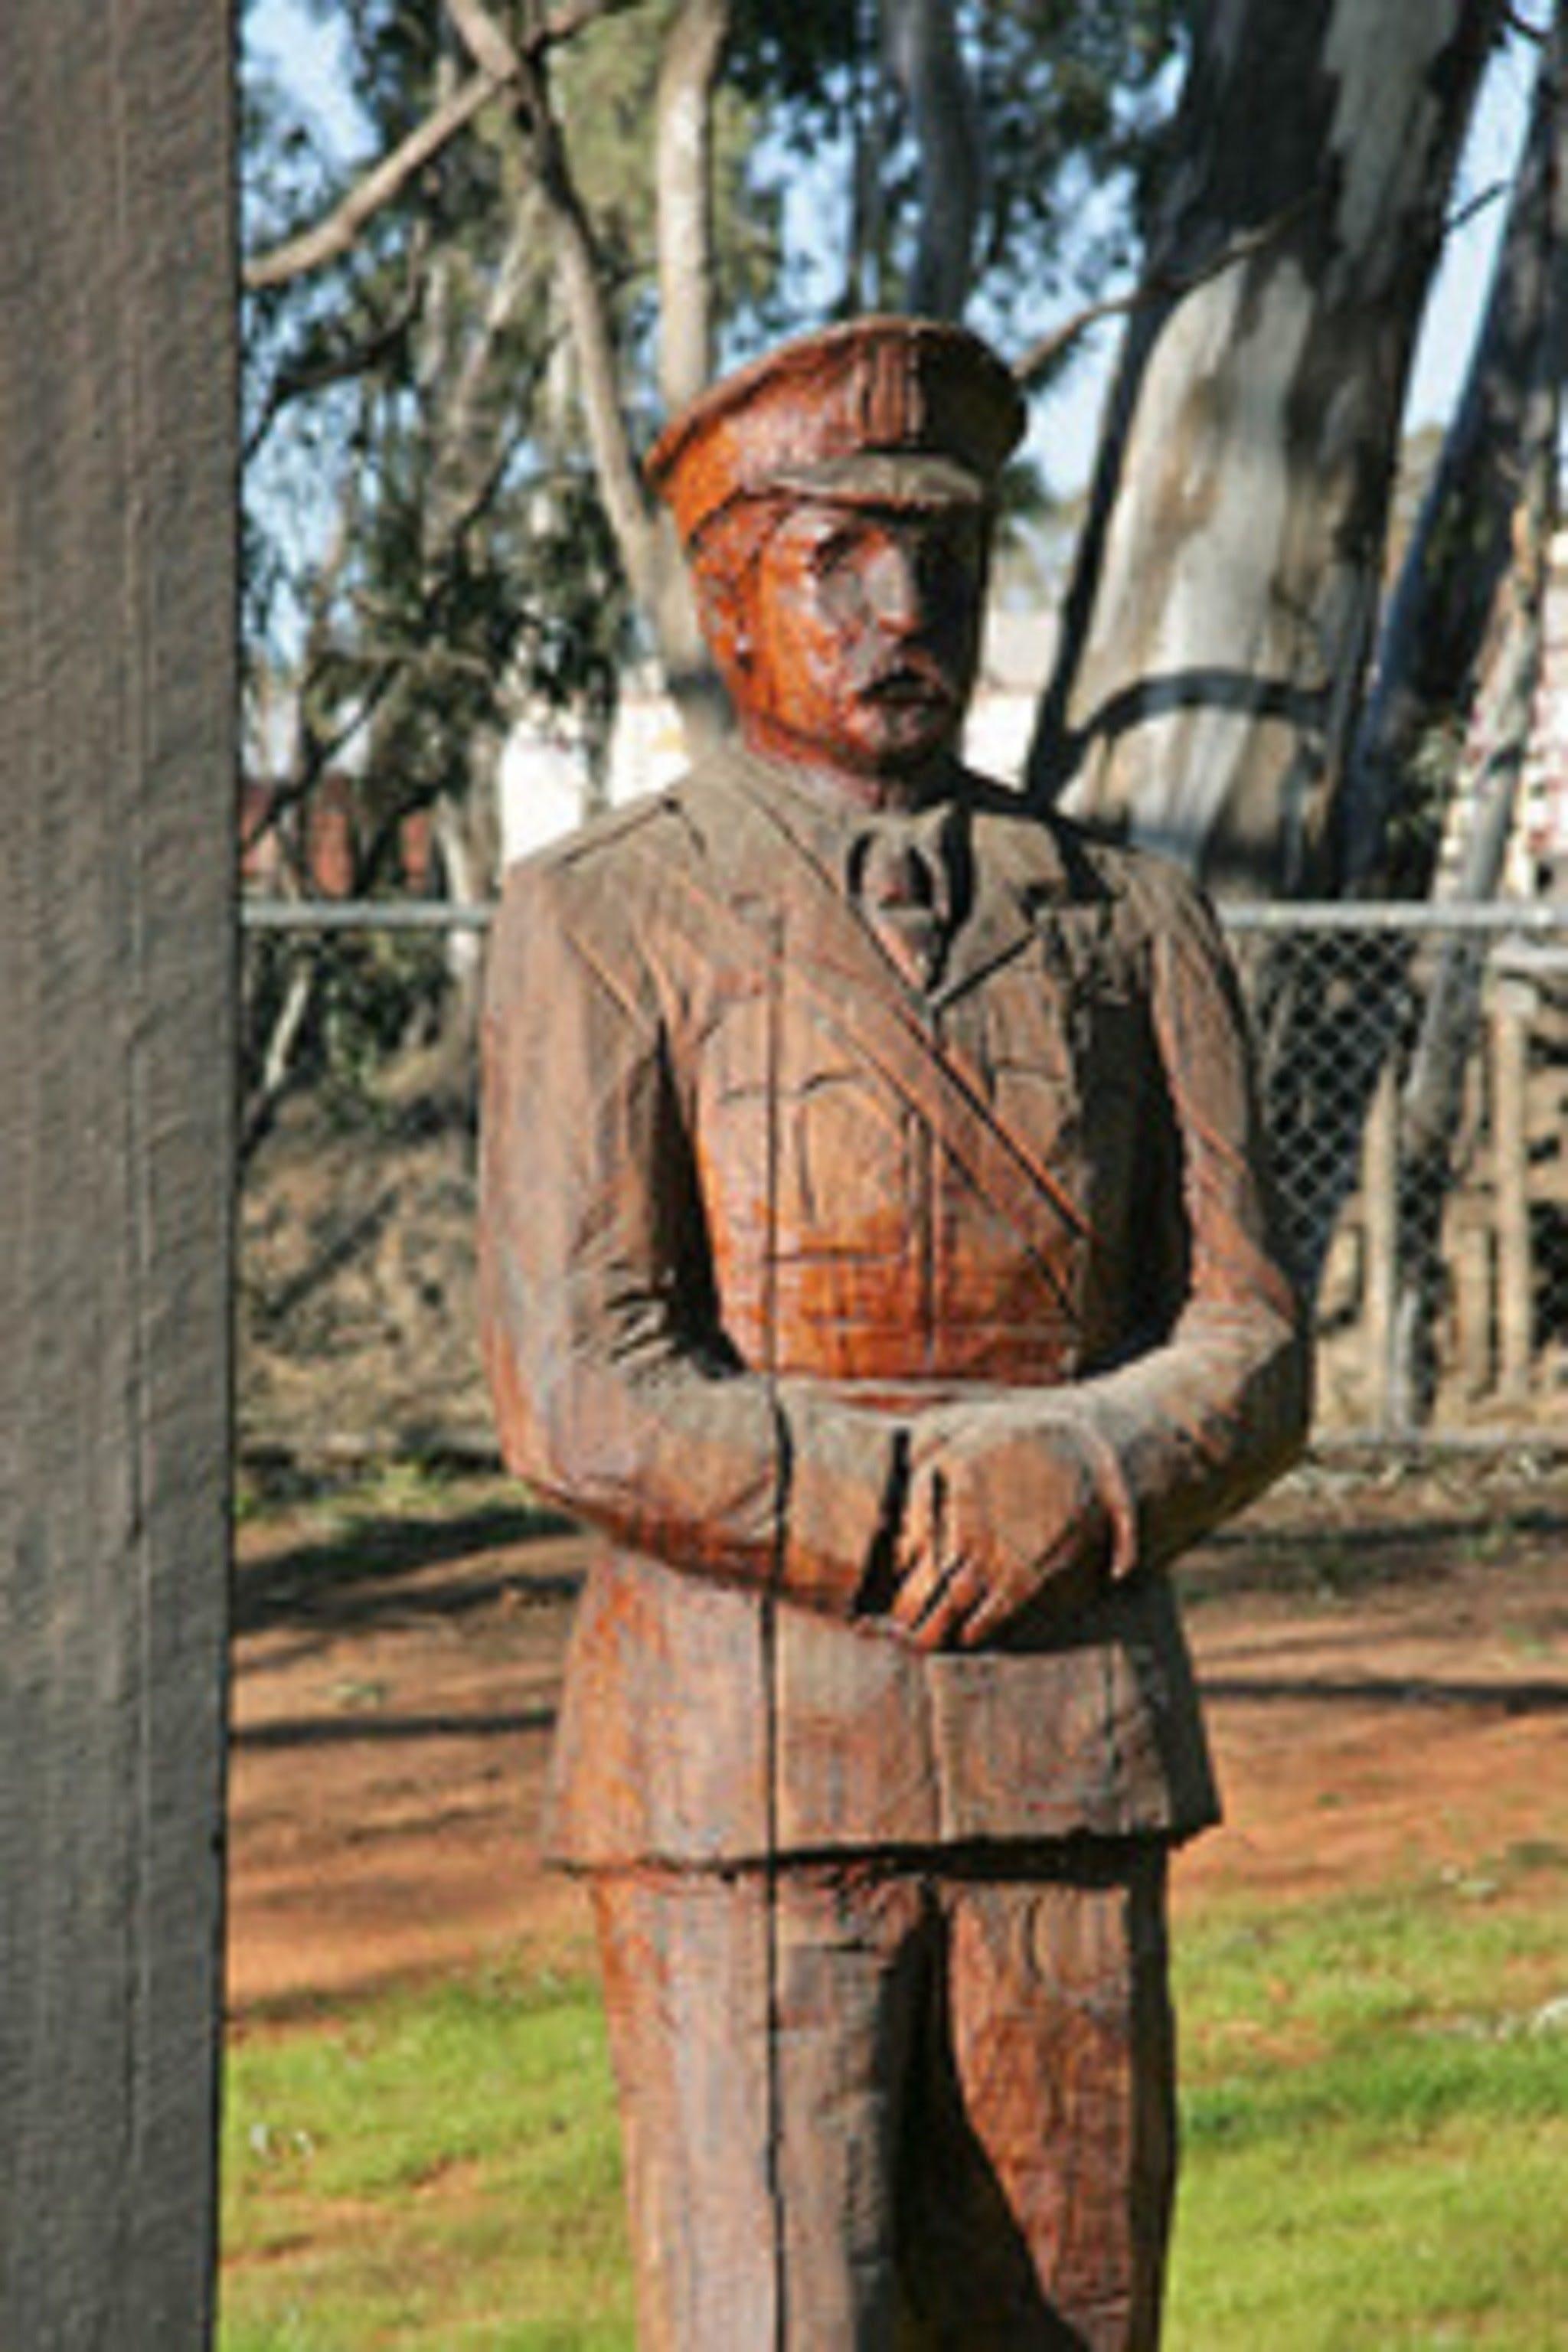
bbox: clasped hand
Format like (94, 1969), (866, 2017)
(884, 1414), (1107, 1653)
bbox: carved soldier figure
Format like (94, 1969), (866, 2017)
(479, 318), (1308, 2350)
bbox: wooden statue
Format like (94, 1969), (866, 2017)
(479, 317), (1309, 2350)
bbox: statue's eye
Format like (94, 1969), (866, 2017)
(808, 529), (857, 579)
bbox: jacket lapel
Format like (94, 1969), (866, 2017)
(929, 798), (1091, 1006)
(704, 754), (1063, 1014)
(684, 758), (1102, 1292)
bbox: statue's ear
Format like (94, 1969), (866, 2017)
(696, 564), (753, 675)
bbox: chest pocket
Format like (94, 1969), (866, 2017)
(978, 942), (1076, 1171)
(975, 920), (1155, 1219)
(695, 988), (915, 1263)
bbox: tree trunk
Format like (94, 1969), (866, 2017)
(1031, 0), (1502, 900)
(657, 0), (730, 413)
(1387, 47), (1564, 1423)
(1347, 6), (1568, 897)
(1388, 575), (1555, 1422)
(1258, 11), (1565, 1304)
(648, 0), (733, 746)
(881, 0), (981, 318)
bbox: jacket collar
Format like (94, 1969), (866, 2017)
(705, 748), (1091, 1008)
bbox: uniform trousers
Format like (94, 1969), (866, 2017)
(590, 1840), (1175, 2350)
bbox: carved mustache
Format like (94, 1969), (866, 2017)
(851, 653), (958, 705)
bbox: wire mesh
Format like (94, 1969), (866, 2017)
(1226, 907), (1568, 1444)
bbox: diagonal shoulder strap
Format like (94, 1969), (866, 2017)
(663, 773), (1100, 1321)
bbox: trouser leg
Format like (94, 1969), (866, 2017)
(590, 1863), (926, 2352)
(897, 1847), (1176, 2352)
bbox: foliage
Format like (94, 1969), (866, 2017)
(220, 1855), (1568, 2348)
(721, 0), (1187, 336)
(237, 0), (1200, 1116)
(966, 0), (1187, 322)
(241, 0), (1190, 669)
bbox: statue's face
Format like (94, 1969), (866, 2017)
(714, 499), (988, 791)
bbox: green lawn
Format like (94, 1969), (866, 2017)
(222, 1966), (630, 2350)
(1167, 1851), (1568, 2349)
(221, 1851), (1568, 2350)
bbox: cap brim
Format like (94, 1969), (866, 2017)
(766, 452), (989, 510)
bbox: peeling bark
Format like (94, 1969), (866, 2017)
(1259, 10), (1564, 1304)
(657, 0), (730, 412)
(1347, 5), (1568, 896)
(1386, 11), (1566, 1422)
(1388, 586), (1552, 1423)
(1031, 0), (1503, 900)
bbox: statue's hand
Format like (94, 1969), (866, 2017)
(886, 1416), (1108, 1652)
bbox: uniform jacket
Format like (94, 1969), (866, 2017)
(479, 748), (1309, 1867)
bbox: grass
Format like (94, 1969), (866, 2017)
(221, 1851), (1568, 2350)
(221, 1965), (629, 2350)
(1167, 1847), (1568, 2349)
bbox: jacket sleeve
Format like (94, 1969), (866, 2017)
(1068, 871), (1311, 1572)
(910, 870), (1310, 1591)
(478, 850), (903, 1616)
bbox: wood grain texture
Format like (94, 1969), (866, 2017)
(0, 5), (235, 2344)
(591, 1851), (1174, 2348)
(482, 318), (1310, 2344)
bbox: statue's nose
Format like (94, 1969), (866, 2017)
(863, 540), (925, 632)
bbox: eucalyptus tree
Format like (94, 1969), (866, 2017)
(1028, 0), (1511, 900)
(243, 0), (1559, 1303)
(241, 0), (778, 1123)
(240, 0), (1184, 1122)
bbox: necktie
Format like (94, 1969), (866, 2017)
(852, 808), (956, 990)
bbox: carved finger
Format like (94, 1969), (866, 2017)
(907, 1555), (991, 1651)
(905, 1572), (965, 1651)
(954, 1573), (1024, 1648)
(888, 1546), (946, 1630)
(888, 1464), (949, 1628)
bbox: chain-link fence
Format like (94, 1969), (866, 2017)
(1226, 903), (1568, 1446)
(240, 897), (1568, 1459)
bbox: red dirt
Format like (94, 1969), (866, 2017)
(227, 1463), (1568, 2017)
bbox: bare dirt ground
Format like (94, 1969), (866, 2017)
(227, 1460), (1568, 2018)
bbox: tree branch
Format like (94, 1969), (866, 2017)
(1011, 199), (1313, 389)
(242, 1), (645, 294)
(439, 0), (662, 602)
(244, 239), (429, 462)
(881, 0), (980, 318)
(535, 0), (646, 47)
(245, 72), (508, 290)
(445, 0), (521, 80)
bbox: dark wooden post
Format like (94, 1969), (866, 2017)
(0, 4), (235, 2344)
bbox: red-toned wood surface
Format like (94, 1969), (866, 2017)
(480, 318), (1308, 2346)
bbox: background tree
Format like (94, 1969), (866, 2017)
(241, 0), (773, 1130)
(1029, 0), (1507, 900)
(243, 0), (1562, 1389)
(240, 0), (1185, 1129)
(1256, 8), (1568, 1319)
